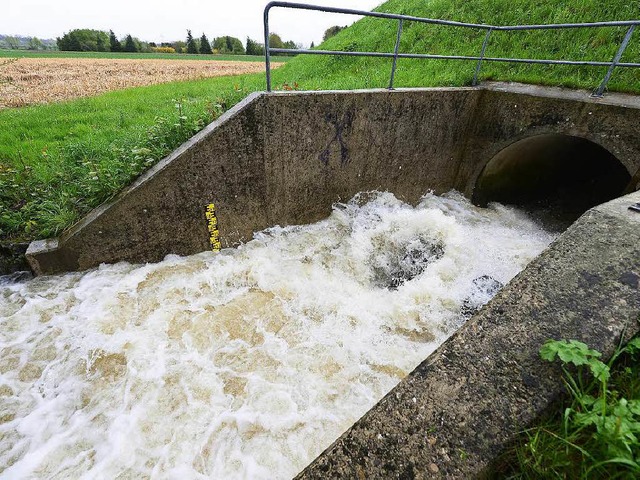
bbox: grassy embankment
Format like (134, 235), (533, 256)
(0, 77), (255, 239)
(0, 49), (289, 62)
(1, 0), (640, 242)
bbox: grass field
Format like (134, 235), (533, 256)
(0, 49), (290, 63)
(1, 0), (640, 242)
(0, 75), (254, 239)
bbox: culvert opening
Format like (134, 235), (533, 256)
(472, 134), (631, 230)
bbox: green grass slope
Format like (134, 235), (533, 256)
(0, 77), (251, 239)
(1, 0), (639, 241)
(274, 0), (640, 92)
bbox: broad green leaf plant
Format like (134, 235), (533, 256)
(532, 337), (640, 477)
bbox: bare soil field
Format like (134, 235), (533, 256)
(0, 57), (279, 108)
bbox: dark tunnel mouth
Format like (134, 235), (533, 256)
(472, 134), (632, 231)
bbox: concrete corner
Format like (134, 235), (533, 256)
(25, 238), (71, 276)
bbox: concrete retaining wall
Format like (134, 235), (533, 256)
(26, 83), (640, 275)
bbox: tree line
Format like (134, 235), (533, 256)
(54, 29), (302, 56)
(0, 34), (55, 50)
(56, 29), (157, 53)
(3, 25), (346, 54)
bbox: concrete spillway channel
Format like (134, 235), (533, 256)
(16, 83), (640, 476)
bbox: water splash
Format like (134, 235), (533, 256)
(0, 191), (555, 479)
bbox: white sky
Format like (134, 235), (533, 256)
(1, 1), (383, 47)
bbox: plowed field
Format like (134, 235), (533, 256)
(0, 57), (279, 108)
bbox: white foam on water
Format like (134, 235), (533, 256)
(0, 191), (556, 479)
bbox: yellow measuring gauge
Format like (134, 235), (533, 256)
(205, 203), (221, 252)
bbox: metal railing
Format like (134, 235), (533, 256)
(263, 1), (640, 96)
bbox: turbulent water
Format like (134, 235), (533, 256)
(0, 192), (556, 479)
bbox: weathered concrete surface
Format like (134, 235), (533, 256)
(261, 89), (480, 227)
(27, 88), (483, 274)
(296, 191), (640, 479)
(26, 84), (640, 275)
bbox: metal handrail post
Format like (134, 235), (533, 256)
(264, 4), (273, 91)
(473, 28), (493, 86)
(389, 20), (404, 89)
(594, 25), (636, 97)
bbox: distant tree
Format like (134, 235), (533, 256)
(27, 37), (44, 50)
(213, 36), (245, 54)
(310, 41), (315, 49)
(230, 37), (245, 54)
(212, 36), (225, 53)
(268, 33), (285, 49)
(96, 34), (106, 52)
(54, 35), (65, 50)
(69, 34), (82, 51)
(3, 36), (20, 49)
(138, 40), (152, 53)
(265, 33), (298, 56)
(123, 34), (137, 52)
(148, 41), (157, 48)
(172, 40), (186, 53)
(186, 30), (198, 54)
(199, 33), (212, 54)
(245, 37), (264, 56)
(323, 25), (346, 42)
(109, 30), (121, 52)
(280, 40), (299, 56)
(57, 32), (79, 51)
(44, 39), (58, 51)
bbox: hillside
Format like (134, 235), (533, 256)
(272, 0), (640, 93)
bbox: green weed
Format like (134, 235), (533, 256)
(495, 336), (640, 479)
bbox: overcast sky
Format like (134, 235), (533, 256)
(1, 1), (383, 47)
